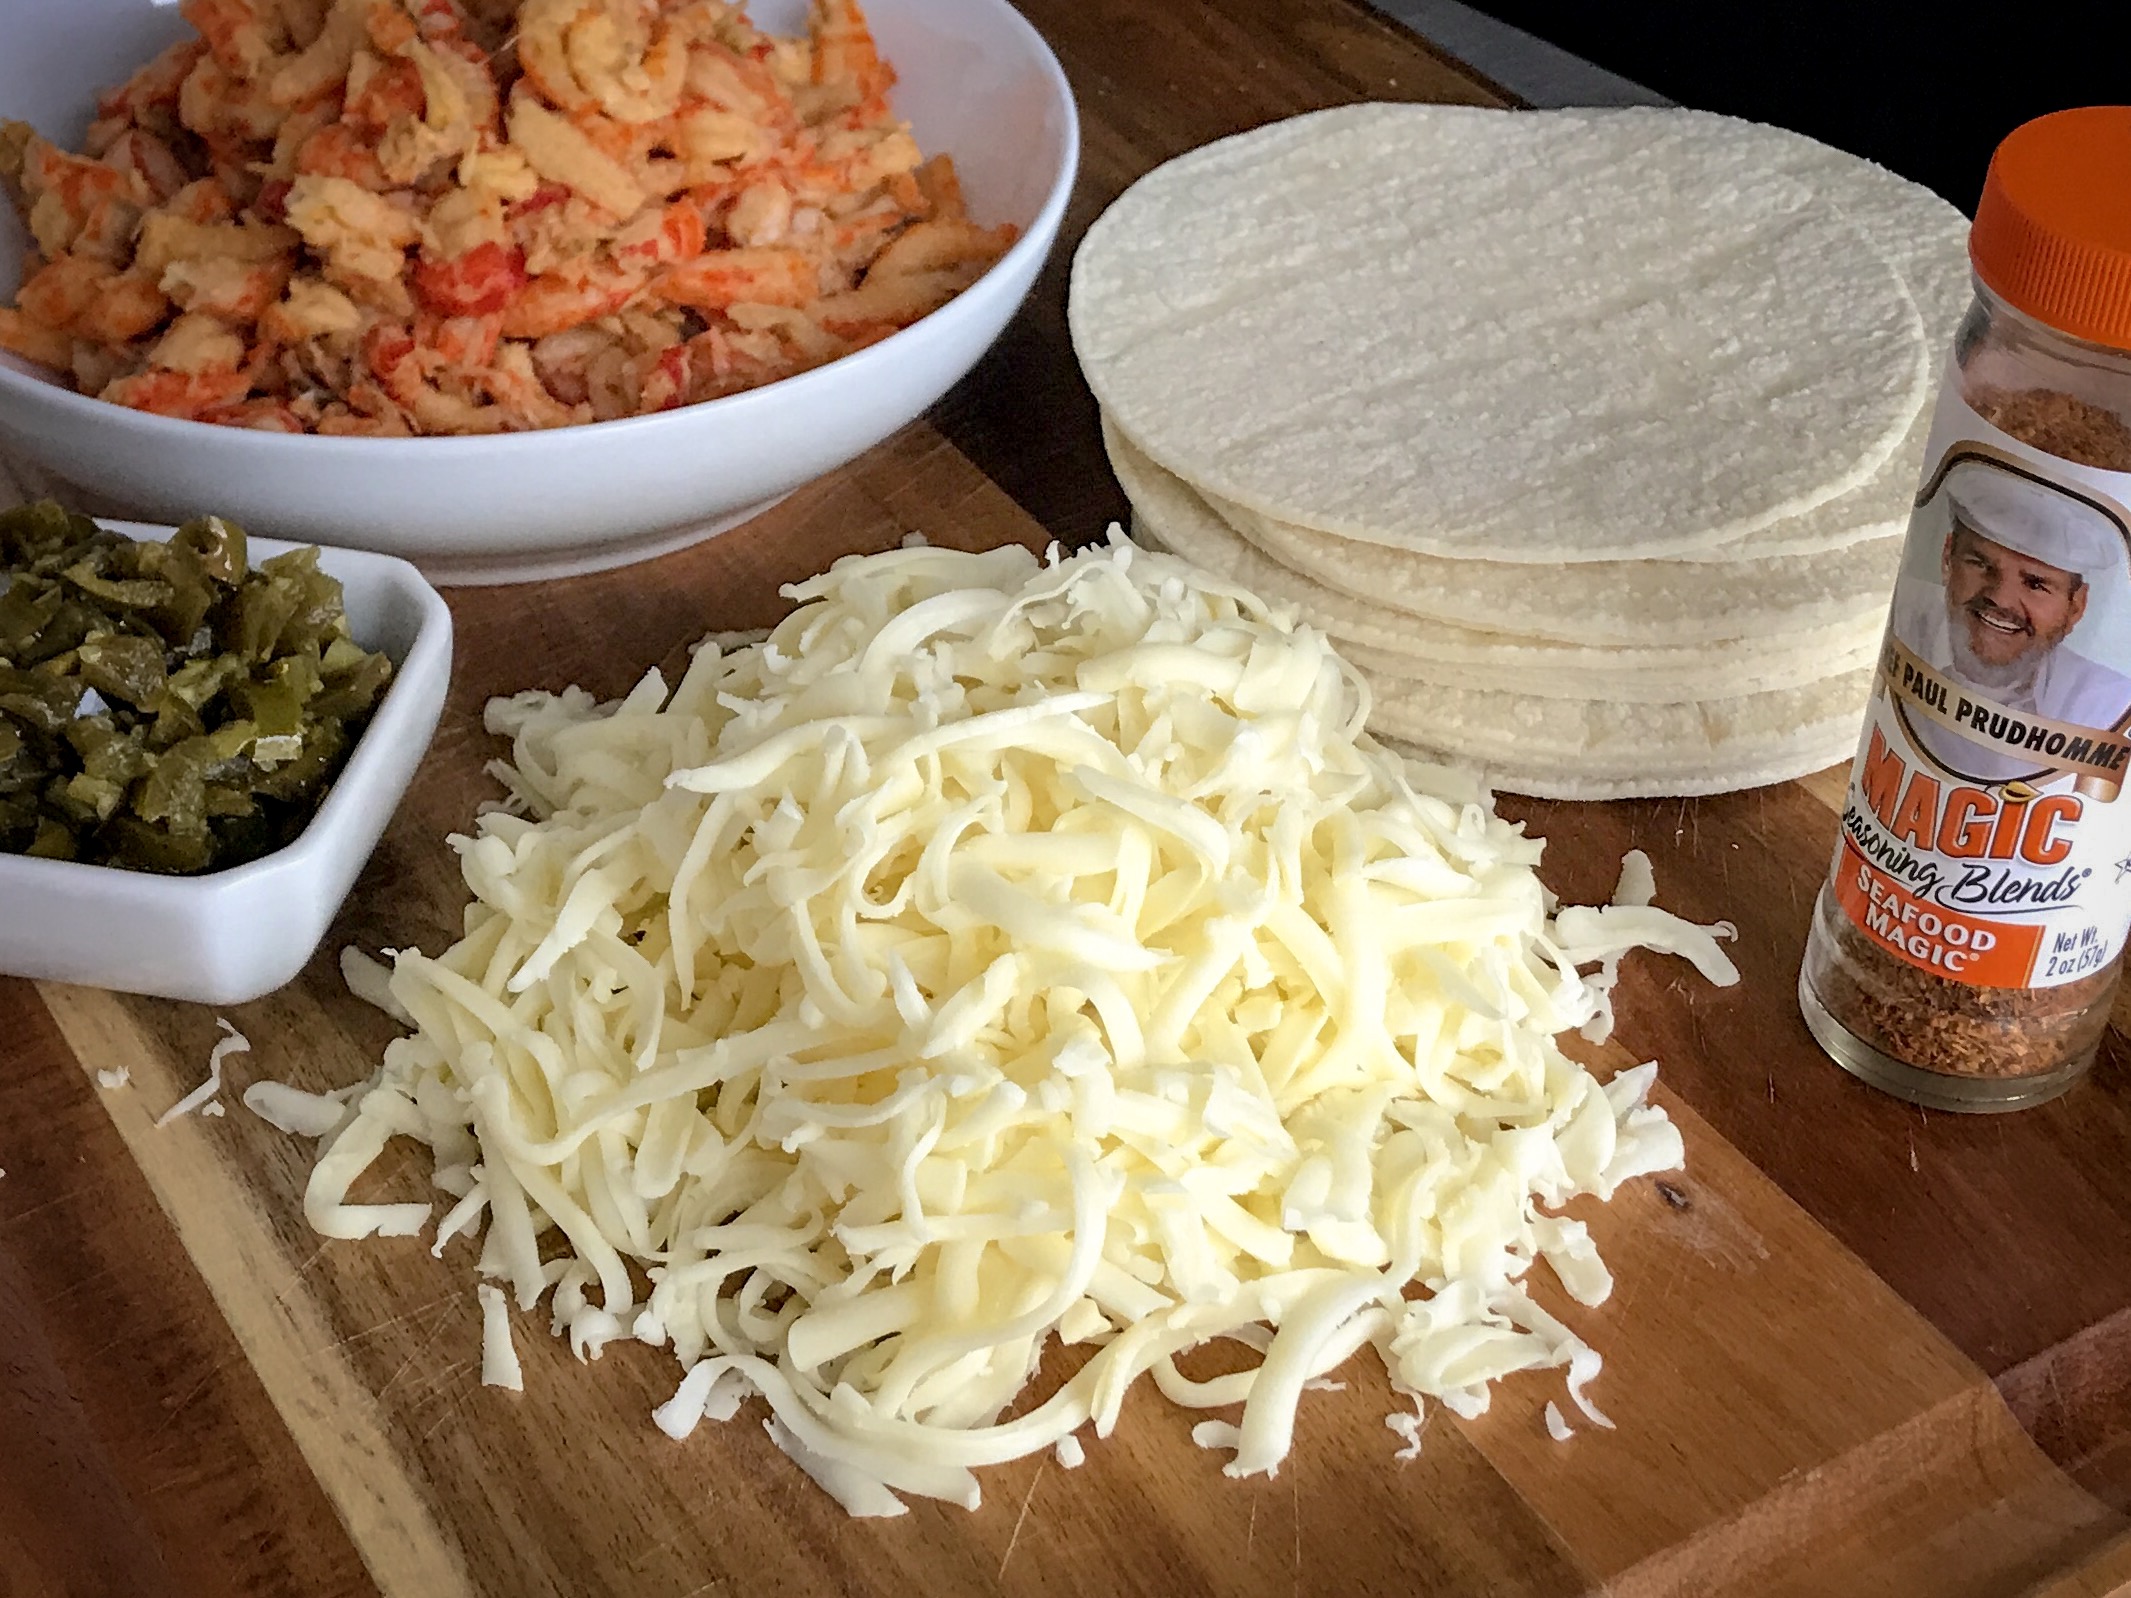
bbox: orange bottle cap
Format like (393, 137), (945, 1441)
(1971, 107), (2131, 351)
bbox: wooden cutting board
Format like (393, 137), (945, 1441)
(4, 2), (2131, 1595)
(5, 421), (2131, 1598)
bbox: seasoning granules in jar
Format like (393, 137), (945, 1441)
(1799, 107), (2131, 1112)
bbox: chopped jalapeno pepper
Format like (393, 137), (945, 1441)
(0, 502), (394, 873)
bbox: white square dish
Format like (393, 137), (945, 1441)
(0, 519), (451, 1004)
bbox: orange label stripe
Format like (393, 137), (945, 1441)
(1834, 838), (2043, 986)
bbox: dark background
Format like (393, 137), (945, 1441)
(1460, 1), (2122, 212)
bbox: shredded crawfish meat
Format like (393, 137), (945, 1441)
(0, 0), (1016, 434)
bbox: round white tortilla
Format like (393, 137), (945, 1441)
(1732, 111), (1974, 359)
(1379, 734), (1856, 800)
(1071, 103), (1930, 563)
(1135, 503), (1876, 695)
(1335, 634), (1872, 700)
(1211, 481), (1903, 644)
(1566, 107), (1975, 563)
(1112, 424), (1876, 792)
(1360, 665), (1873, 766)
(1109, 417), (1887, 687)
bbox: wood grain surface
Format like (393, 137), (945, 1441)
(3, 1), (2130, 1595)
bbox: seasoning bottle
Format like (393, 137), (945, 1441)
(1799, 106), (2131, 1111)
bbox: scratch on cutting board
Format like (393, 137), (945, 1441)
(414, 1365), (481, 1441)
(0, 1188), (90, 1227)
(1245, 1499), (1258, 1559)
(403, 1352), (478, 1407)
(1291, 1470), (1301, 1595)
(626, 1527), (692, 1576)
(274, 1241), (331, 1304)
(152, 1354), (236, 1435)
(332, 1289), (459, 1354)
(45, 1261), (119, 1310)
(997, 1460), (1047, 1579)
(81, 1326), (139, 1364)
(372, 1296), (466, 1395)
(1640, 1177), (1771, 1280)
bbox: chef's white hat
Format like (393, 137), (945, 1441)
(1943, 460), (2127, 581)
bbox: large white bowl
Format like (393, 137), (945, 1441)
(0, 521), (451, 1005)
(0, 0), (1078, 583)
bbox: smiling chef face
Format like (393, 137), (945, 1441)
(1942, 521), (2086, 669)
(1935, 463), (2122, 675)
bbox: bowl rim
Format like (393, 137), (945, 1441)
(0, 0), (1082, 453)
(0, 520), (453, 897)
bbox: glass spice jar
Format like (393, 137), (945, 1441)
(1799, 106), (2131, 1111)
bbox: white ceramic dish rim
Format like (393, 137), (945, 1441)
(0, 3), (1080, 456)
(0, 521), (452, 896)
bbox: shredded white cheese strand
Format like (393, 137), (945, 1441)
(477, 1283), (524, 1392)
(242, 1080), (351, 1138)
(155, 1019), (248, 1129)
(340, 946), (416, 1026)
(298, 535), (1735, 1512)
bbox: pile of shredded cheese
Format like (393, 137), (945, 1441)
(302, 535), (1737, 1515)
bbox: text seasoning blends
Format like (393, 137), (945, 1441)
(1800, 109), (2131, 1109)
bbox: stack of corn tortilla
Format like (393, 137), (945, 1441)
(1069, 104), (1972, 798)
